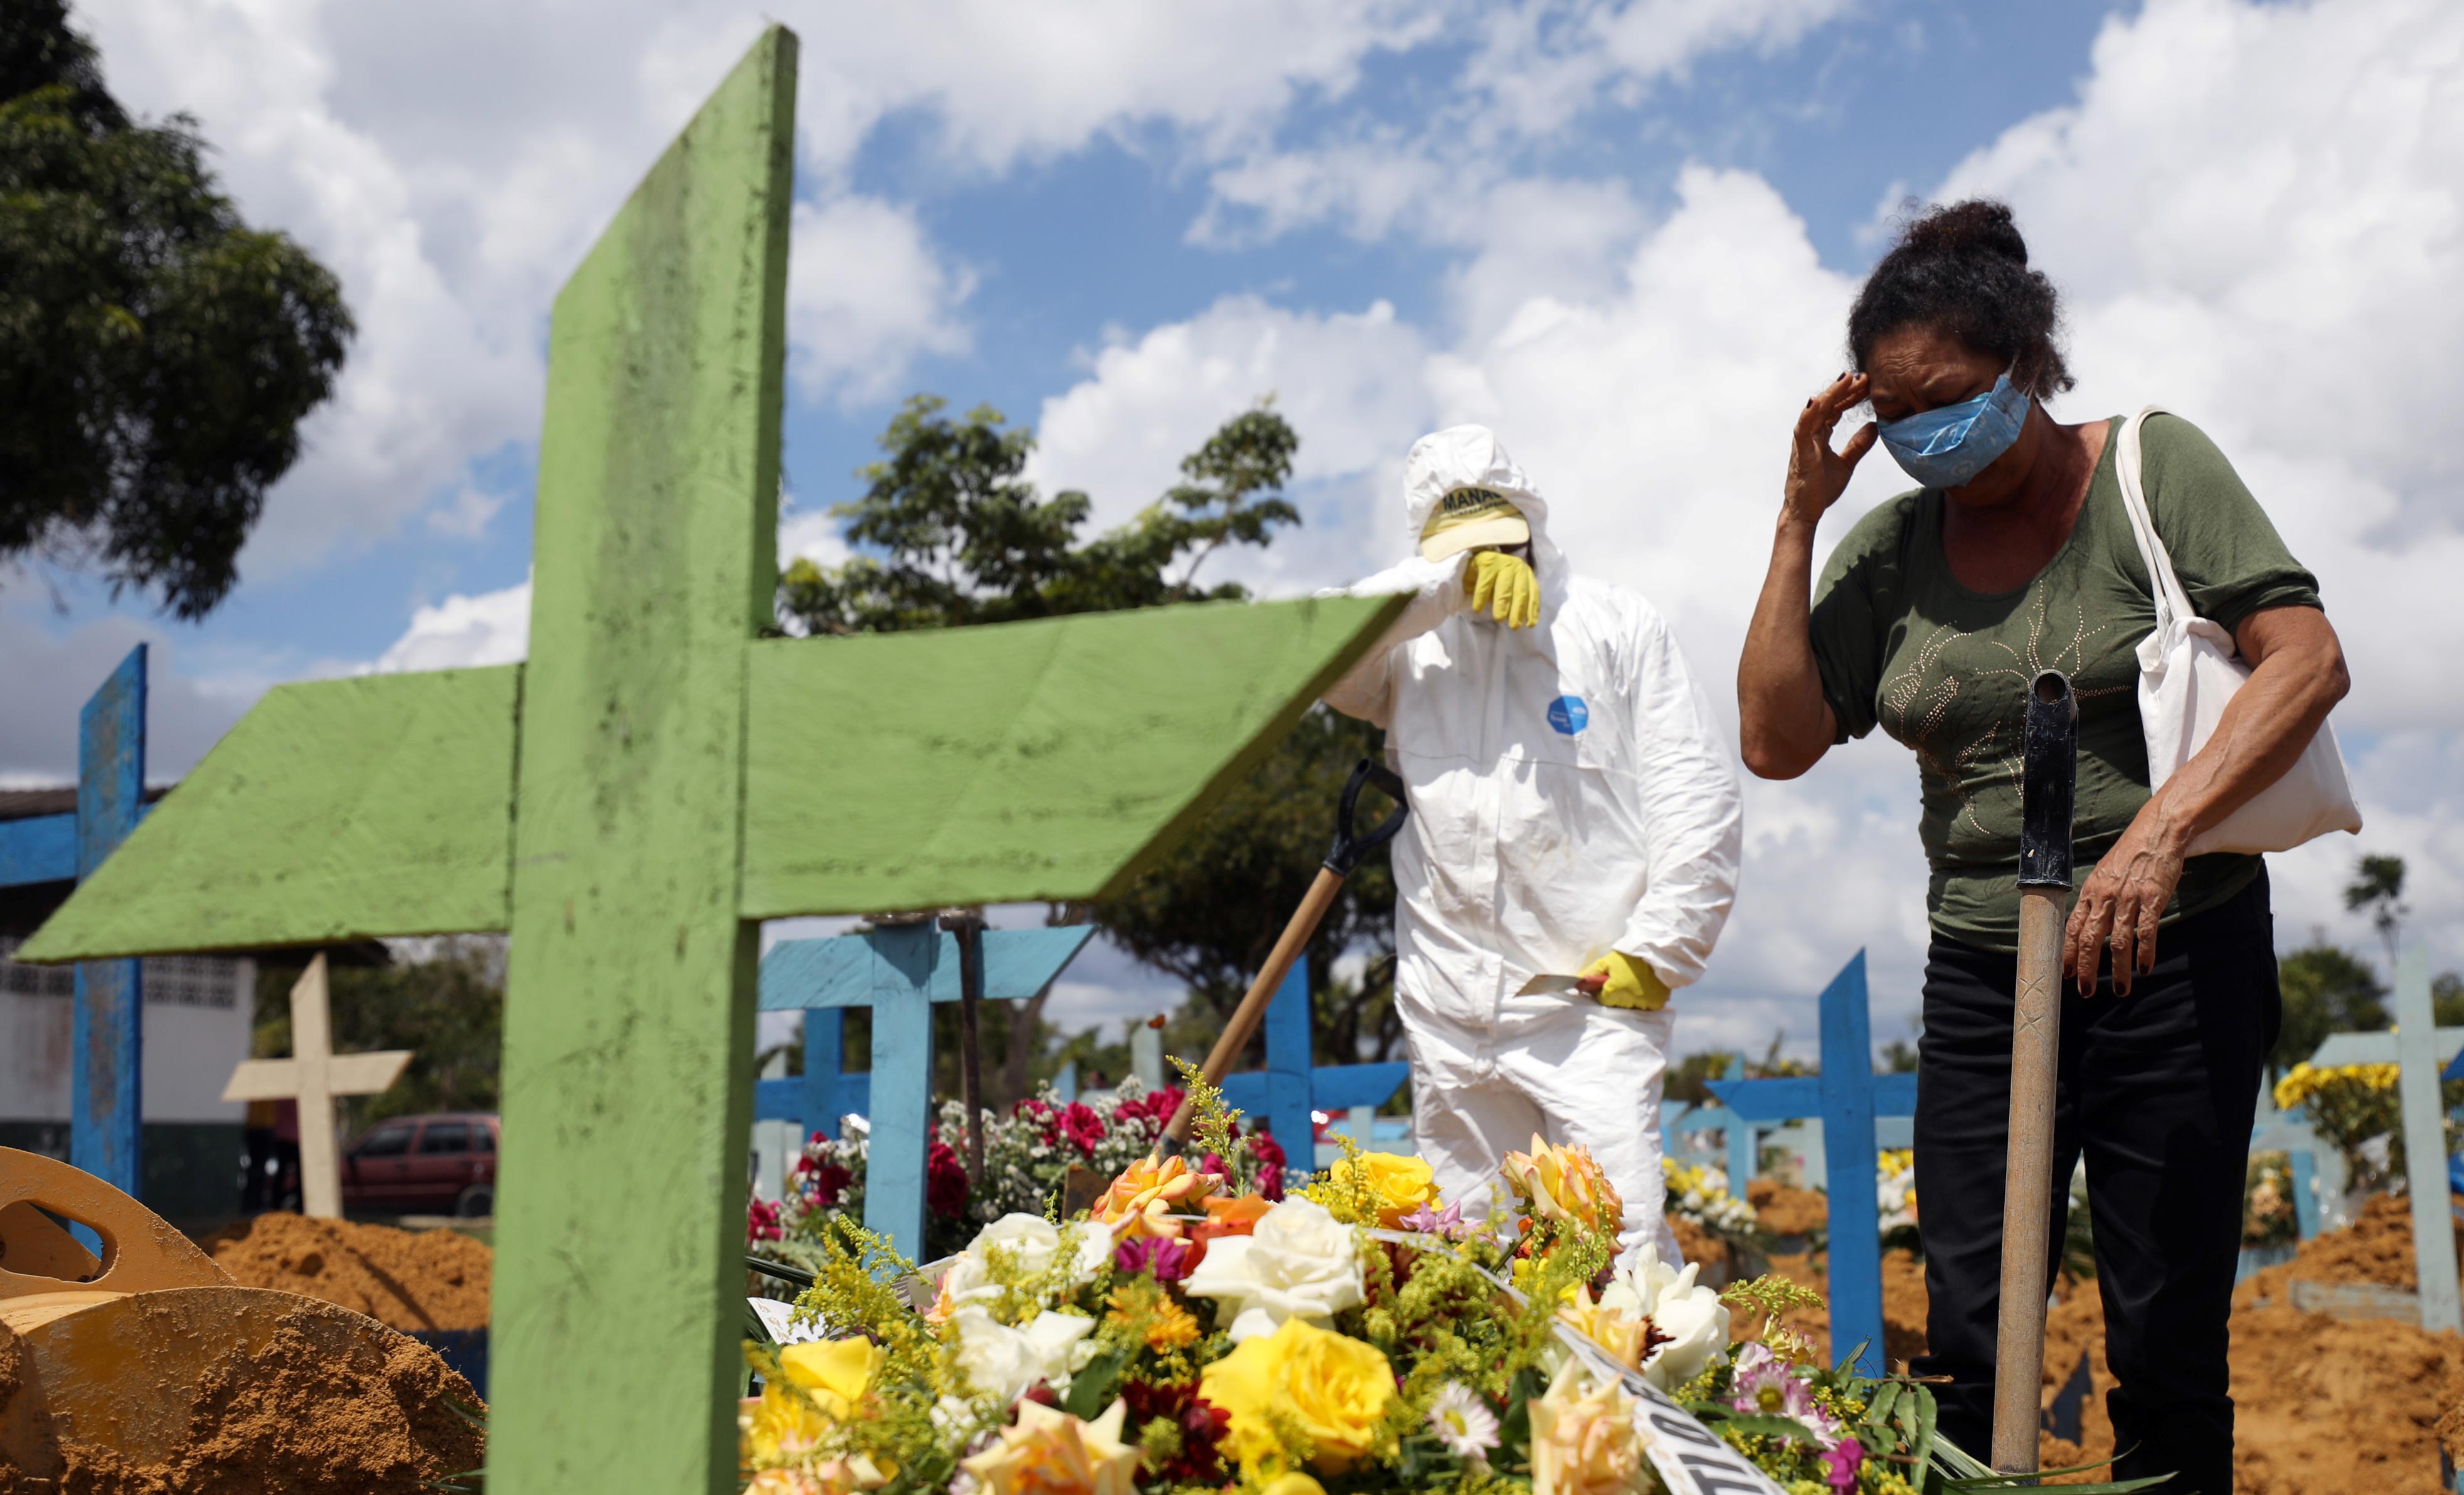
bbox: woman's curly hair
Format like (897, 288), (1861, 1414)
(1848, 198), (2073, 398)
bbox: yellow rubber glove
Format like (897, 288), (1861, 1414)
(1579, 952), (1671, 1011)
(1462, 550), (1539, 629)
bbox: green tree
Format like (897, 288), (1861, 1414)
(1, 1), (352, 618)
(780, 396), (1403, 1091)
(253, 939), (505, 1141)
(1076, 705), (1399, 1065)
(1664, 1050), (1743, 1107)
(779, 395), (1297, 634)
(2435, 972), (2464, 1029)
(2344, 853), (2407, 973)
(2271, 941), (2387, 1075)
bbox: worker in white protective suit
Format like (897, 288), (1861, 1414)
(1320, 425), (1742, 1265)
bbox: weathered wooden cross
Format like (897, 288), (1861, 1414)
(19, 29), (1401, 1492)
(752, 922), (1095, 1258)
(0, 647), (147, 1197)
(1709, 951), (1913, 1376)
(220, 953), (412, 1218)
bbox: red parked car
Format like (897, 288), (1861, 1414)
(340, 1112), (499, 1216)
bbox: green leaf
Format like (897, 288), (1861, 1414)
(1719, 1413), (1822, 1444)
(1862, 1378), (1903, 1433)
(1062, 1347), (1130, 1422)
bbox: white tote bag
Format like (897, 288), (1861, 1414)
(2113, 405), (2362, 856)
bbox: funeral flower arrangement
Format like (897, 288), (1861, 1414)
(742, 1078), (2152, 1495)
(751, 1080), (1288, 1277)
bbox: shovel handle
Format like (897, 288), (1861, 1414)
(1160, 866), (1347, 1152)
(1158, 760), (1405, 1154)
(1991, 671), (2078, 1473)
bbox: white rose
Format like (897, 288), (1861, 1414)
(1642, 1287), (1731, 1391)
(1595, 1244), (1733, 1391)
(952, 1307), (1095, 1405)
(938, 1214), (1109, 1311)
(1181, 1197), (1364, 1342)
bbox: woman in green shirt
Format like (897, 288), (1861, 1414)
(1736, 201), (2350, 1489)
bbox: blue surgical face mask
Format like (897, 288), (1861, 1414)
(1875, 371), (2030, 489)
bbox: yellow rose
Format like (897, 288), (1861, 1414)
(742, 1337), (882, 1464)
(1324, 1152), (1440, 1228)
(1199, 1316), (1396, 1477)
(1531, 1358), (1644, 1495)
(958, 1398), (1139, 1495)
(1090, 1154), (1218, 1240)
(1260, 1477), (1329, 1495)
(779, 1337), (883, 1418)
(1501, 1135), (1623, 1237)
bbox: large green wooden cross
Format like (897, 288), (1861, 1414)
(19, 28), (1399, 1493)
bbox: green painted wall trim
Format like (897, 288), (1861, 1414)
(486, 26), (794, 1494)
(738, 592), (1406, 917)
(16, 666), (518, 962)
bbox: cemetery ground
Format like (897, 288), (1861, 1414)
(1679, 1174), (2464, 1494)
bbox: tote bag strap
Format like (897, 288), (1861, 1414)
(2113, 404), (2199, 634)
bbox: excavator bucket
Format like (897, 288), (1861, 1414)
(0, 1148), (482, 1485)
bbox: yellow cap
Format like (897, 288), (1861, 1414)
(1419, 485), (1529, 561)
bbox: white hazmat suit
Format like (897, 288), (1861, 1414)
(1321, 427), (1742, 1264)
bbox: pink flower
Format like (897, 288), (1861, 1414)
(1822, 1435), (1864, 1493)
(1114, 1235), (1197, 1282)
(1399, 1199), (1476, 1241)
(746, 1197), (784, 1243)
(1728, 1345), (1843, 1447)
(1059, 1102), (1107, 1157)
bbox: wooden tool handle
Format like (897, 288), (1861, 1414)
(1160, 866), (1346, 1150)
(1990, 886), (2067, 1472)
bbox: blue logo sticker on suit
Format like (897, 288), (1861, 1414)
(1547, 695), (1588, 735)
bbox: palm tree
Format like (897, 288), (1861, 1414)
(2344, 854), (2407, 974)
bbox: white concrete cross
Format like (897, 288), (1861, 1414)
(220, 954), (411, 1218)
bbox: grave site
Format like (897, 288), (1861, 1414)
(1, 22), (2450, 1495)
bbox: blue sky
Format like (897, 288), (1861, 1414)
(13, 0), (2463, 1056)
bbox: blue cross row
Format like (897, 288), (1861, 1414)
(754, 932), (1407, 1261)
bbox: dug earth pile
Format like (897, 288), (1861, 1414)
(1731, 1181), (2464, 1494)
(0, 1306), (482, 1494)
(207, 1212), (491, 1332)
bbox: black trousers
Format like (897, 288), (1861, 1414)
(1911, 869), (2278, 1495)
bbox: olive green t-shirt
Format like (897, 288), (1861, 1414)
(1808, 414), (2323, 952)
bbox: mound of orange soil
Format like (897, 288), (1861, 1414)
(209, 1213), (490, 1333)
(1746, 1176), (1829, 1238)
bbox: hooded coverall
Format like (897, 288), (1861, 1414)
(1320, 426), (1742, 1263)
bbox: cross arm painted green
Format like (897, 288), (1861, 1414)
(16, 597), (1404, 963)
(16, 665), (520, 961)
(738, 592), (1405, 917)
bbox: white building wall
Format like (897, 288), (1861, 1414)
(0, 942), (252, 1124)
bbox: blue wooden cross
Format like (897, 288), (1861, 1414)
(0, 646), (148, 1199)
(1216, 964), (1410, 1171)
(2392, 950), (2464, 1334)
(1667, 1056), (1758, 1188)
(751, 923), (1093, 1261)
(1708, 952), (1912, 1376)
